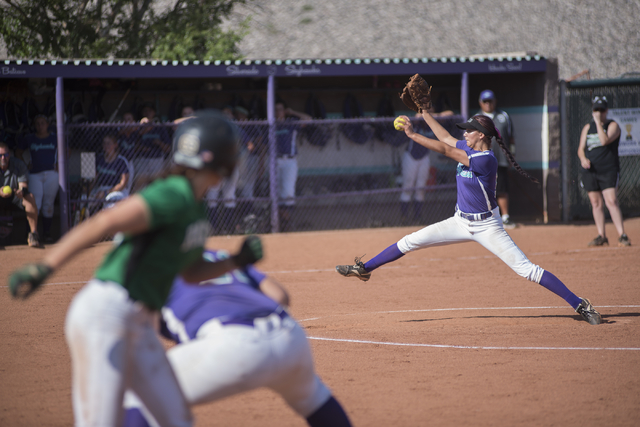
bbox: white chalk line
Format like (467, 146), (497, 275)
(1, 245), (631, 287)
(307, 336), (640, 351)
(303, 305), (640, 351)
(265, 246), (634, 274)
(3, 280), (637, 351)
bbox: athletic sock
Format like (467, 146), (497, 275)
(539, 270), (582, 309)
(306, 396), (352, 427)
(43, 216), (53, 237)
(122, 408), (151, 427)
(363, 243), (405, 272)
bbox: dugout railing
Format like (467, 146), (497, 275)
(64, 116), (463, 236)
(560, 78), (640, 222)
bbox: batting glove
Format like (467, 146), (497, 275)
(233, 235), (263, 268)
(9, 263), (53, 299)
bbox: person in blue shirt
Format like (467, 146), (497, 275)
(122, 249), (352, 427)
(275, 100), (311, 231)
(117, 111), (140, 164)
(476, 90), (516, 229)
(16, 114), (59, 242)
(135, 105), (171, 190)
(89, 134), (131, 211)
(400, 108), (453, 223)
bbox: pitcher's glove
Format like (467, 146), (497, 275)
(9, 263), (53, 299)
(232, 235), (263, 268)
(399, 74), (432, 113)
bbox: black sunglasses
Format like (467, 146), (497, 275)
(593, 108), (606, 112)
(0, 153), (10, 158)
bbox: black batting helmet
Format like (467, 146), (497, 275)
(172, 110), (239, 177)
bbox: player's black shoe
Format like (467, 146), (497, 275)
(502, 217), (516, 230)
(618, 234), (631, 247)
(336, 256), (371, 281)
(575, 298), (602, 325)
(587, 235), (608, 247)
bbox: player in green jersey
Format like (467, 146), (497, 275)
(8, 111), (264, 427)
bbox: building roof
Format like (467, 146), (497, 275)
(1, 54), (547, 79)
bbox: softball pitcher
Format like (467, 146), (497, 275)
(337, 112), (602, 326)
(122, 249), (352, 427)
(8, 111), (264, 427)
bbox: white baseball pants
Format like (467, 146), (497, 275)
(28, 170), (59, 218)
(401, 152), (430, 203)
(65, 280), (192, 427)
(397, 207), (545, 283)
(124, 312), (331, 425)
(277, 157), (298, 206)
(206, 165), (240, 209)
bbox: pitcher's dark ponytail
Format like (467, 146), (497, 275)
(473, 115), (538, 183)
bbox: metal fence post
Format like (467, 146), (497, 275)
(461, 72), (469, 120)
(559, 80), (569, 223)
(267, 74), (279, 233)
(56, 77), (69, 235)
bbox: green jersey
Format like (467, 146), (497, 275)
(94, 175), (210, 310)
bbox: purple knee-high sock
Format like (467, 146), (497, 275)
(306, 396), (352, 427)
(363, 243), (405, 272)
(122, 408), (151, 427)
(539, 271), (582, 309)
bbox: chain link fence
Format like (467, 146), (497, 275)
(65, 115), (463, 236)
(562, 81), (640, 221)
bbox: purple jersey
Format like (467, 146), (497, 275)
(455, 140), (498, 213)
(160, 250), (275, 343)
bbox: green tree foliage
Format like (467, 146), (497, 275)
(0, 0), (248, 60)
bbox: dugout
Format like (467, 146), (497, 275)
(1, 54), (559, 238)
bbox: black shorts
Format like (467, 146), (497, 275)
(580, 169), (618, 192)
(496, 166), (509, 195)
(0, 194), (25, 211)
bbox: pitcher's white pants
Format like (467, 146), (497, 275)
(124, 313), (331, 426)
(65, 280), (192, 427)
(397, 207), (545, 283)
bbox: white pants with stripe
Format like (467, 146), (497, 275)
(401, 151), (430, 202)
(277, 157), (298, 206)
(396, 206), (545, 283)
(124, 313), (331, 426)
(65, 280), (192, 427)
(28, 170), (59, 218)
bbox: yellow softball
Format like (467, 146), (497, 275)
(2, 185), (12, 196)
(394, 117), (406, 131)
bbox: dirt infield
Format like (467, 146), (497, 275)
(2, 218), (639, 426)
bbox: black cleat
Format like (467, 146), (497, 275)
(588, 235), (608, 247)
(336, 256), (371, 281)
(575, 298), (602, 325)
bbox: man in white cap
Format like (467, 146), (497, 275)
(477, 89), (516, 228)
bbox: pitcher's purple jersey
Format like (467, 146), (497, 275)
(455, 140), (498, 213)
(160, 250), (275, 343)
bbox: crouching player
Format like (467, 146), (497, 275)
(123, 249), (352, 427)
